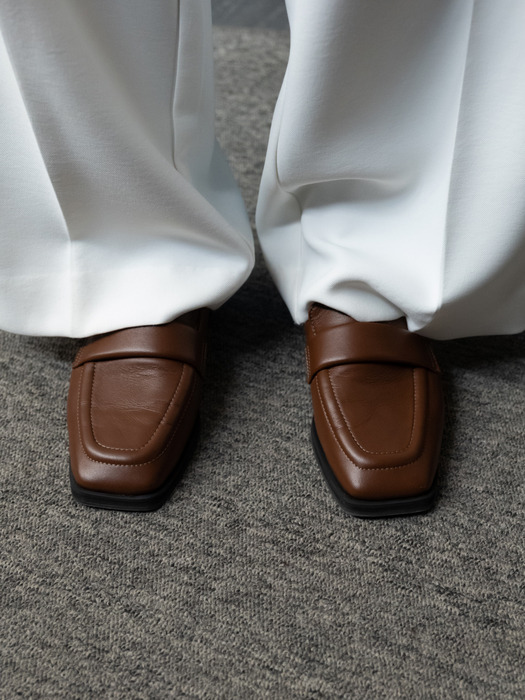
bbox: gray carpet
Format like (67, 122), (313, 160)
(1, 27), (524, 699)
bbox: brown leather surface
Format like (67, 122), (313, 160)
(306, 321), (440, 383)
(73, 319), (206, 376)
(68, 310), (207, 495)
(305, 305), (444, 501)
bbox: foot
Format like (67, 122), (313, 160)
(305, 304), (444, 518)
(67, 310), (208, 511)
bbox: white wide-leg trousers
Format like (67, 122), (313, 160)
(1, 0), (525, 339)
(0, 1), (254, 337)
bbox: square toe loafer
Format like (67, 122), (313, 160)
(305, 305), (444, 518)
(67, 310), (208, 511)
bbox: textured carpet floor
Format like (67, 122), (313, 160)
(1, 27), (524, 699)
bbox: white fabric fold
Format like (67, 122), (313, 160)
(0, 0), (253, 337)
(257, 0), (525, 338)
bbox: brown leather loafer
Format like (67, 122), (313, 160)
(68, 310), (208, 511)
(305, 304), (444, 518)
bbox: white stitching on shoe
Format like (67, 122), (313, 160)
(314, 376), (423, 472)
(88, 362), (187, 452)
(325, 366), (418, 455)
(76, 366), (198, 468)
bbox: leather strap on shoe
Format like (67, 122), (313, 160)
(306, 321), (440, 384)
(73, 313), (207, 376)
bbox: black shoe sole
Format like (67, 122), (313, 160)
(69, 418), (200, 512)
(311, 421), (436, 518)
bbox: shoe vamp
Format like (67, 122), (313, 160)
(325, 364), (425, 459)
(89, 358), (188, 451)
